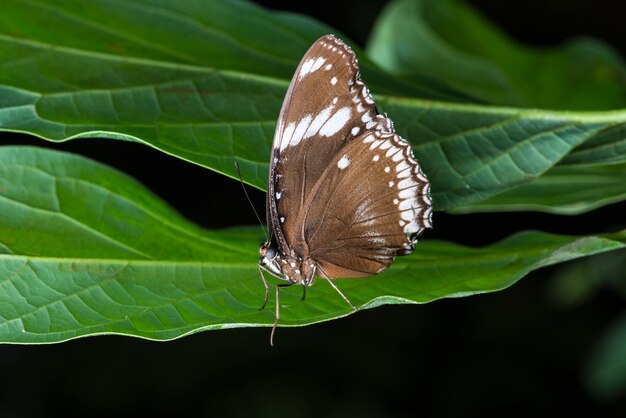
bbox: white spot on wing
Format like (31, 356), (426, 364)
(330, 76), (338, 85)
(337, 155), (350, 169)
(299, 59), (315, 78)
(325, 63), (332, 70)
(398, 178), (417, 189)
(399, 187), (417, 199)
(283, 114), (312, 150)
(299, 57), (326, 78)
(373, 155), (380, 162)
(351, 127), (360, 136)
(320, 107), (351, 137)
(396, 161), (409, 172)
(401, 210), (414, 221)
(281, 122), (295, 150)
(311, 57), (326, 72)
(379, 140), (392, 150)
(397, 169), (411, 179)
(399, 198), (418, 211)
(404, 223), (419, 234)
(392, 152), (404, 162)
(276, 191), (282, 200)
(385, 167), (390, 173)
(304, 106), (333, 139)
(386, 146), (400, 157)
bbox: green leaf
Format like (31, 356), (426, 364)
(1, 146), (625, 343)
(563, 123), (626, 166)
(451, 163), (626, 214)
(0, 146), (251, 261)
(377, 99), (626, 210)
(0, 0), (456, 98)
(1, 0), (626, 213)
(367, 0), (626, 110)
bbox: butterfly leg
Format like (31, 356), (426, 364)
(301, 285), (307, 302)
(257, 265), (270, 311)
(316, 267), (357, 311)
(270, 282), (294, 347)
(324, 277), (357, 311)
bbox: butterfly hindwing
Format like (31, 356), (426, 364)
(301, 130), (432, 278)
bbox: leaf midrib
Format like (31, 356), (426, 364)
(0, 34), (290, 88)
(3, 34), (626, 125)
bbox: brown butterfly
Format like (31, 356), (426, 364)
(257, 35), (432, 345)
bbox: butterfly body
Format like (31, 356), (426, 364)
(257, 35), (432, 343)
(259, 242), (315, 286)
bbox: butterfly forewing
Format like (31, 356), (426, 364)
(268, 35), (388, 255)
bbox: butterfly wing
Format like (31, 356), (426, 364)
(268, 34), (432, 278)
(267, 35), (390, 257)
(303, 130), (432, 278)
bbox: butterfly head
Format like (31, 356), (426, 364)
(258, 242), (315, 286)
(259, 241), (281, 276)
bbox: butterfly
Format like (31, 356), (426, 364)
(257, 35), (433, 345)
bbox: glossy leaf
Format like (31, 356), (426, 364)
(367, 0), (626, 110)
(1, 1), (626, 212)
(0, 146), (625, 343)
(452, 163), (626, 214)
(563, 123), (626, 166)
(375, 100), (626, 210)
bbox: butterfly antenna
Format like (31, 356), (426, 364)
(234, 161), (268, 242)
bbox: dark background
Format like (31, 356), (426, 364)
(1, 1), (625, 417)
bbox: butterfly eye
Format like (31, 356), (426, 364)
(265, 246), (277, 260)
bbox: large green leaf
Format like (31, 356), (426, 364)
(1, 0), (626, 213)
(0, 0), (456, 99)
(375, 100), (625, 210)
(1, 146), (625, 343)
(452, 163), (626, 214)
(367, 0), (626, 110)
